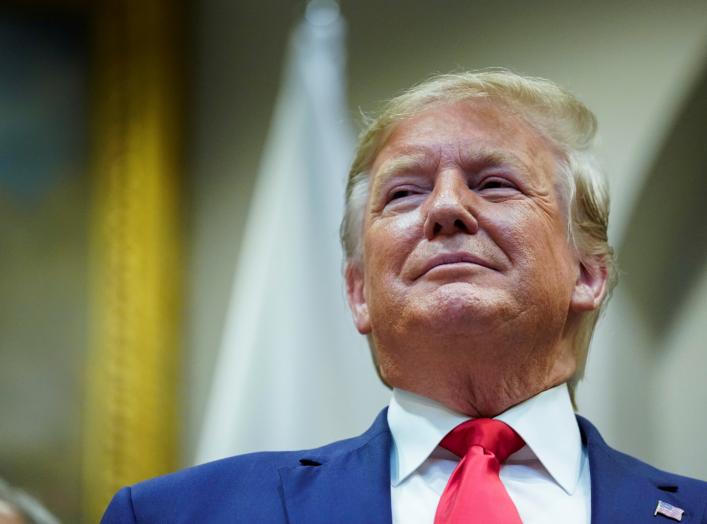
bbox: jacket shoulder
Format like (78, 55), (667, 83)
(102, 451), (299, 523)
(577, 414), (707, 520)
(102, 409), (391, 523)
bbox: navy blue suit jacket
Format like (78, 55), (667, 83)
(102, 411), (706, 523)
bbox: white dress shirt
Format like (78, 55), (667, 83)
(388, 383), (591, 524)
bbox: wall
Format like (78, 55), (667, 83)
(0, 9), (88, 520)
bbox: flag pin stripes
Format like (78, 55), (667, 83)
(654, 500), (684, 521)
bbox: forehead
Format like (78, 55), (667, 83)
(369, 100), (557, 184)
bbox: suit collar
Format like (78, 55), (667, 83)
(278, 410), (704, 524)
(279, 409), (393, 524)
(579, 416), (705, 523)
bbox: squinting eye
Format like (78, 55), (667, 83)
(389, 189), (415, 201)
(478, 177), (514, 190)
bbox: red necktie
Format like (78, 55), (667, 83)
(434, 418), (525, 524)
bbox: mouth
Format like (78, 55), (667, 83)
(417, 252), (495, 279)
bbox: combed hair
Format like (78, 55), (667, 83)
(340, 69), (617, 400)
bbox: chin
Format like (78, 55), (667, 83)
(411, 284), (516, 329)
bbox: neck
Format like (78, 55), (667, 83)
(375, 333), (577, 418)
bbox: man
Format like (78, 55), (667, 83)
(102, 71), (706, 523)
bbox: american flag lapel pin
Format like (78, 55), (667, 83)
(654, 500), (684, 521)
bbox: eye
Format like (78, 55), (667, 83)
(477, 176), (516, 191)
(387, 186), (424, 203)
(390, 189), (415, 200)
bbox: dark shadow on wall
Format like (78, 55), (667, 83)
(619, 55), (707, 341)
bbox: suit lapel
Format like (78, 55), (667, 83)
(579, 416), (702, 524)
(279, 410), (393, 524)
(277, 409), (703, 524)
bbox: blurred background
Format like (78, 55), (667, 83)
(1, 0), (706, 522)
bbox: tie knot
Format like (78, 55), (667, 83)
(439, 418), (524, 463)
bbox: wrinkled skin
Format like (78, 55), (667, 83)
(346, 100), (606, 417)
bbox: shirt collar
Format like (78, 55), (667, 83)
(387, 383), (583, 495)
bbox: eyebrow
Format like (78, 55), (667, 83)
(371, 151), (433, 195)
(460, 147), (529, 174)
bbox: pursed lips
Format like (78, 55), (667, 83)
(416, 252), (495, 279)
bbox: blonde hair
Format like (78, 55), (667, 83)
(340, 70), (617, 398)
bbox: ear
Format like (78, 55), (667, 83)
(345, 262), (372, 334)
(570, 256), (608, 313)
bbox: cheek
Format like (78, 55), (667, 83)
(362, 214), (421, 308)
(364, 213), (421, 269)
(488, 205), (576, 281)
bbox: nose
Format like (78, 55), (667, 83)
(423, 170), (479, 239)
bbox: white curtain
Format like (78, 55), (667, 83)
(195, 2), (390, 464)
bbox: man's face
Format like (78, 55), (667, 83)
(346, 100), (603, 408)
